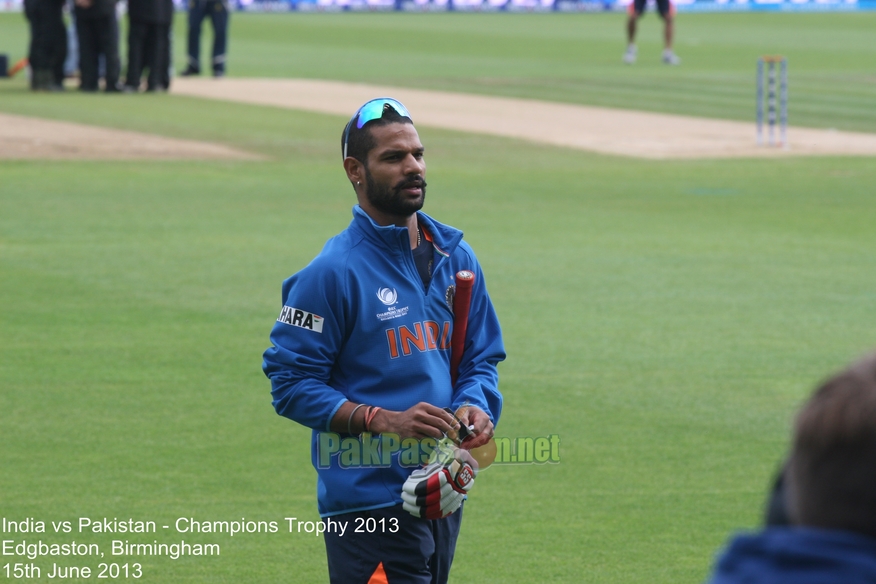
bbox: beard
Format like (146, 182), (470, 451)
(364, 170), (427, 218)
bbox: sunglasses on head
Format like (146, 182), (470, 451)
(342, 98), (412, 159)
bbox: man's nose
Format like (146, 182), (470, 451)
(403, 154), (425, 175)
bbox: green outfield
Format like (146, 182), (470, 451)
(2, 11), (876, 583)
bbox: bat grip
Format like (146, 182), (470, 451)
(450, 271), (475, 387)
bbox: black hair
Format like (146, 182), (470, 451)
(341, 104), (413, 163)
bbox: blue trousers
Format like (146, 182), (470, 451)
(323, 503), (464, 584)
(186, 0), (227, 74)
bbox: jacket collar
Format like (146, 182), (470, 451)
(350, 205), (463, 259)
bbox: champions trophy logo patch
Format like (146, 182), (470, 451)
(377, 288), (398, 306)
(376, 288), (408, 322)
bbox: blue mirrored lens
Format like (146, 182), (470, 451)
(354, 98), (411, 129)
(343, 98), (411, 159)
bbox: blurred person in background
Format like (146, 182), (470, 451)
(706, 351), (876, 584)
(63, 0), (78, 79)
(180, 0), (229, 77)
(25, 0), (67, 90)
(623, 0), (680, 66)
(124, 0), (174, 91)
(74, 0), (120, 91)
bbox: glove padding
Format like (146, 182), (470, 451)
(401, 457), (477, 520)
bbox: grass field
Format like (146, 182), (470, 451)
(2, 10), (876, 583)
(2, 12), (876, 131)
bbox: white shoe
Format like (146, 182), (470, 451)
(623, 45), (637, 65)
(662, 50), (681, 65)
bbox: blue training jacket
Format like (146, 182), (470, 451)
(263, 206), (505, 517)
(706, 527), (876, 584)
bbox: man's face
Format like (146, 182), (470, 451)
(362, 123), (427, 218)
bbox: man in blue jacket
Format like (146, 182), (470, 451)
(263, 98), (505, 584)
(706, 351), (876, 584)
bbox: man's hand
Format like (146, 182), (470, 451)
(454, 405), (494, 450)
(401, 455), (477, 520)
(371, 402), (458, 441)
(330, 401), (458, 438)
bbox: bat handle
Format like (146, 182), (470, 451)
(450, 270), (475, 387)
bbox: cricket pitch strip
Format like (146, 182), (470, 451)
(171, 77), (876, 160)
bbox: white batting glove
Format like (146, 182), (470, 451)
(401, 457), (476, 520)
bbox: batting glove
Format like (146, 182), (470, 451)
(401, 457), (477, 520)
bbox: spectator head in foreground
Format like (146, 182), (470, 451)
(706, 351), (876, 584)
(786, 352), (876, 538)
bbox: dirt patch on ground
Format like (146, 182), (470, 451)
(5, 79), (875, 161)
(172, 77), (876, 160)
(0, 112), (263, 161)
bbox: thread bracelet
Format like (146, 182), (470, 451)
(364, 406), (382, 433)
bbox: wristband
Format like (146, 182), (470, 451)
(347, 403), (366, 435)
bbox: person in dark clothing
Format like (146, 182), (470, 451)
(706, 351), (876, 584)
(124, 0), (173, 91)
(180, 0), (228, 77)
(708, 529), (876, 584)
(74, 0), (120, 92)
(25, 0), (67, 90)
